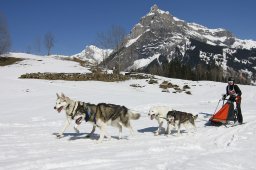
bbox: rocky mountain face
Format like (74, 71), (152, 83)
(105, 4), (256, 82)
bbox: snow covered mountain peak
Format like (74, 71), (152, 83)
(71, 45), (112, 64)
(129, 5), (256, 49)
(106, 5), (256, 82)
(149, 4), (170, 15)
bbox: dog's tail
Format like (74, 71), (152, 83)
(193, 114), (198, 120)
(128, 110), (141, 120)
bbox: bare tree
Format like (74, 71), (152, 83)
(97, 25), (126, 50)
(0, 12), (11, 56)
(101, 50), (109, 71)
(34, 36), (41, 55)
(96, 25), (126, 72)
(44, 32), (54, 56)
(26, 45), (31, 54)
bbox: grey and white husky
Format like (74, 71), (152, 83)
(54, 93), (140, 143)
(166, 110), (198, 135)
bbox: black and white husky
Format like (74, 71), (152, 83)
(166, 110), (198, 135)
(54, 93), (140, 143)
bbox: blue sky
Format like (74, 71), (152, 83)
(1, 0), (256, 56)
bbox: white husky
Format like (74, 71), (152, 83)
(53, 93), (83, 138)
(148, 106), (173, 135)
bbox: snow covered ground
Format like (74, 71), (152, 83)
(0, 53), (256, 170)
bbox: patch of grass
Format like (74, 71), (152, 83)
(0, 57), (23, 66)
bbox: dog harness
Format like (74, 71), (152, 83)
(84, 107), (91, 122)
(77, 102), (97, 124)
(85, 106), (97, 124)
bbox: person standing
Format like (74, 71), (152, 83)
(222, 77), (243, 124)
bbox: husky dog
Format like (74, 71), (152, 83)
(54, 93), (140, 143)
(166, 110), (198, 135)
(53, 93), (94, 138)
(148, 106), (172, 135)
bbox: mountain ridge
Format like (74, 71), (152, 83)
(105, 4), (256, 82)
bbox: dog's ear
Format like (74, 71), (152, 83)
(171, 110), (176, 116)
(61, 93), (65, 98)
(56, 93), (60, 98)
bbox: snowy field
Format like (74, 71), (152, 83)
(0, 53), (256, 170)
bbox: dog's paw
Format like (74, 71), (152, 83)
(85, 135), (91, 138)
(56, 134), (64, 139)
(154, 132), (159, 136)
(95, 140), (103, 144)
(74, 127), (80, 134)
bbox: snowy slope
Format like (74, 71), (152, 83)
(0, 53), (256, 170)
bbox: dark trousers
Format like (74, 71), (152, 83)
(236, 102), (243, 124)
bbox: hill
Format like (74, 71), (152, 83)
(0, 53), (256, 170)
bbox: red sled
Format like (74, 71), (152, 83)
(209, 100), (236, 125)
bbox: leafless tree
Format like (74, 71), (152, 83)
(44, 32), (54, 56)
(0, 12), (11, 56)
(34, 36), (41, 55)
(96, 25), (126, 72)
(101, 50), (109, 71)
(97, 25), (126, 50)
(26, 45), (31, 54)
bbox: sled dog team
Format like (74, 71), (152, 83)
(54, 93), (198, 143)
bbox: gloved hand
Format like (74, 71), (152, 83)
(235, 96), (241, 103)
(222, 94), (226, 100)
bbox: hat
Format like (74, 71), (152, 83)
(228, 77), (234, 84)
(228, 77), (234, 82)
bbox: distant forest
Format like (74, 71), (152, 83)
(144, 59), (252, 85)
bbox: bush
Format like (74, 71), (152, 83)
(159, 81), (173, 89)
(185, 91), (192, 95)
(148, 78), (158, 84)
(183, 85), (190, 90)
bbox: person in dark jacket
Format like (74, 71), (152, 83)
(222, 77), (243, 124)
